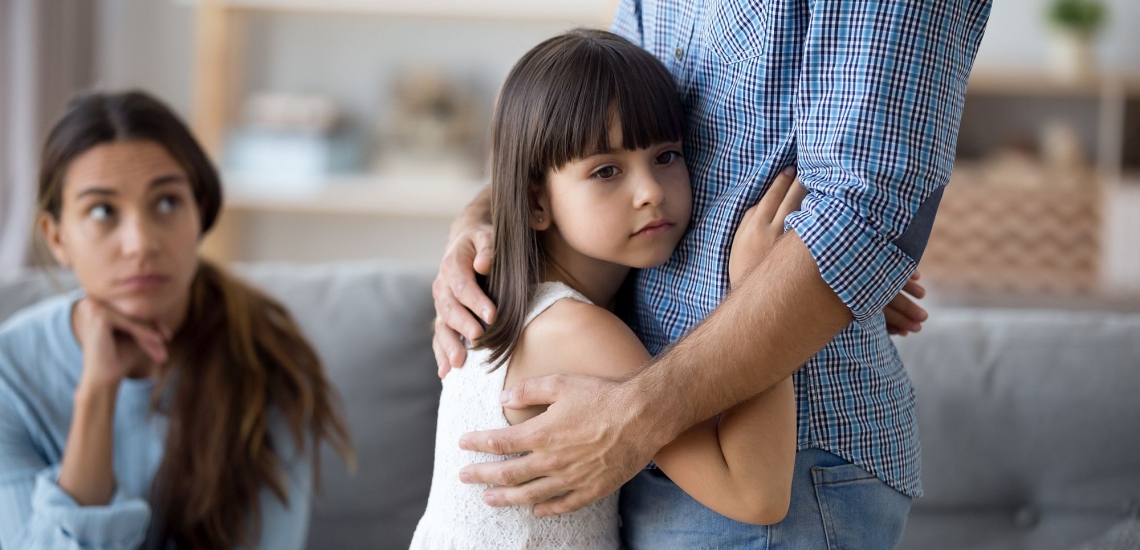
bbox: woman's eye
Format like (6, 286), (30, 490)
(592, 166), (618, 180)
(156, 195), (180, 214)
(88, 204), (114, 221)
(656, 150), (681, 164)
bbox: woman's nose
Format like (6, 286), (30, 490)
(119, 214), (159, 258)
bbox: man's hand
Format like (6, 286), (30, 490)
(432, 209), (497, 378)
(884, 271), (927, 336)
(456, 374), (668, 517)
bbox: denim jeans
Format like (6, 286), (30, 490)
(619, 449), (912, 549)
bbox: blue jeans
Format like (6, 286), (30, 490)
(620, 449), (911, 549)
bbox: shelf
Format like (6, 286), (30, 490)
(222, 173), (485, 217)
(966, 70), (1140, 98)
(179, 0), (616, 24)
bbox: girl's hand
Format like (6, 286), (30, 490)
(729, 167), (807, 288)
(73, 298), (170, 390)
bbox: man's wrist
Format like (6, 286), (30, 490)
(623, 367), (689, 451)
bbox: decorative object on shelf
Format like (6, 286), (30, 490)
(1045, 0), (1106, 82)
(1039, 120), (1088, 174)
(225, 92), (364, 193)
(372, 68), (484, 179)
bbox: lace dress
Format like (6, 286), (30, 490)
(409, 282), (621, 550)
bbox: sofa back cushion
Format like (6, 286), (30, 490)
(895, 308), (1140, 550)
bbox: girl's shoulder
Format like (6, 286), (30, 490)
(511, 291), (651, 382)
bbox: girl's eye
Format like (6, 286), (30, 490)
(156, 195), (181, 214)
(592, 166), (618, 180)
(656, 150), (681, 165)
(88, 204), (114, 221)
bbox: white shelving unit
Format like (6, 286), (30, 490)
(188, 0), (615, 263)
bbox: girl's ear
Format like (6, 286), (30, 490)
(39, 212), (71, 268)
(528, 183), (553, 231)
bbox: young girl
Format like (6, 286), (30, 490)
(0, 91), (352, 550)
(411, 29), (801, 548)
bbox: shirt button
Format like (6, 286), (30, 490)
(674, 47), (684, 60)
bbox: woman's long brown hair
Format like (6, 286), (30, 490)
(475, 29), (687, 367)
(36, 91), (353, 549)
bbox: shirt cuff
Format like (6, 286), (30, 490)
(786, 194), (916, 328)
(31, 466), (150, 550)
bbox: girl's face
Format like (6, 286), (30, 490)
(41, 140), (202, 326)
(535, 120), (692, 270)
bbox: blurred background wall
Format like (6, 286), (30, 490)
(3, 0), (1138, 307)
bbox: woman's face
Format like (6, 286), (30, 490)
(41, 140), (202, 325)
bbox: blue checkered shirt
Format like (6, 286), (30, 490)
(613, 0), (991, 497)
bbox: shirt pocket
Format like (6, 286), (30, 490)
(707, 0), (769, 64)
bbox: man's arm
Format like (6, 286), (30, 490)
(431, 185), (493, 377)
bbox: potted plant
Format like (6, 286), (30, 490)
(1046, 0), (1107, 81)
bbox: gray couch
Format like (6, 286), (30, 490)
(1, 262), (1138, 549)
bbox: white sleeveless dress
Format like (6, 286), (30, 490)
(409, 282), (621, 550)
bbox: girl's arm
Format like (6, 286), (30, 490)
(505, 302), (795, 524)
(651, 379), (795, 524)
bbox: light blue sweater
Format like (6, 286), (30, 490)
(0, 293), (313, 550)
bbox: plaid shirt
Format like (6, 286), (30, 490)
(613, 0), (991, 497)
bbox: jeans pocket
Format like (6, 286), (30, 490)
(811, 463), (911, 550)
(707, 0), (768, 63)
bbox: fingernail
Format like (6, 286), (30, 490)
(460, 473), (472, 483)
(499, 389), (513, 404)
(459, 438), (470, 450)
(484, 494), (497, 506)
(481, 308), (492, 323)
(534, 509), (548, 518)
(449, 351), (460, 365)
(782, 166), (796, 177)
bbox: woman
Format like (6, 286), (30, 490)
(0, 90), (352, 550)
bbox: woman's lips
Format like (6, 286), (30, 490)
(119, 274), (170, 291)
(633, 220), (675, 237)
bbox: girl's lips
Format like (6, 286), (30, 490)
(633, 221), (675, 237)
(119, 274), (170, 290)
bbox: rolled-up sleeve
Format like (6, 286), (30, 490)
(786, 0), (991, 327)
(25, 466), (151, 550)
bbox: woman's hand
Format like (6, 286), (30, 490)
(60, 298), (169, 507)
(729, 167), (807, 289)
(73, 298), (170, 390)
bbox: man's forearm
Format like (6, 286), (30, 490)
(630, 230), (852, 444)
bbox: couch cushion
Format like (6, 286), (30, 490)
(894, 308), (1140, 550)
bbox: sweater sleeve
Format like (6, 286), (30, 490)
(0, 394), (150, 550)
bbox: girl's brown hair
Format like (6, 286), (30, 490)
(475, 29), (687, 367)
(36, 91), (353, 549)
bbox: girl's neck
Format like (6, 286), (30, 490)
(540, 238), (630, 310)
